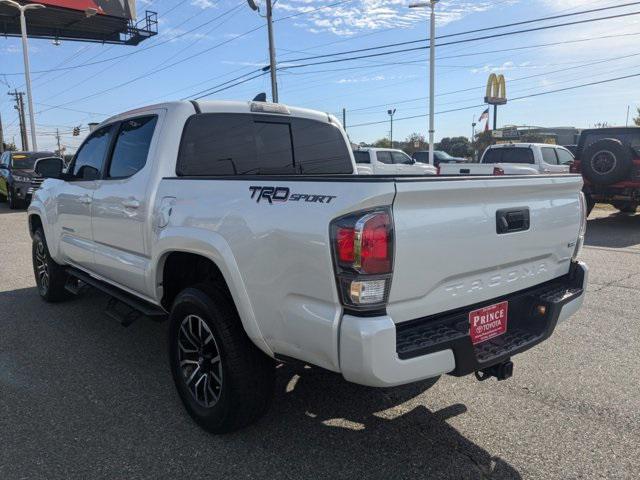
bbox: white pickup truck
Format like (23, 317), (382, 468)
(439, 143), (574, 175)
(353, 147), (437, 175)
(29, 100), (588, 433)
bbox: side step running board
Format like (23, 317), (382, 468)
(65, 268), (167, 326)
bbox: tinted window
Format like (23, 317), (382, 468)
(108, 116), (157, 178)
(482, 149), (502, 164)
(484, 148), (534, 164)
(10, 152), (56, 170)
(292, 118), (352, 174)
(556, 148), (574, 165)
(177, 114), (352, 176)
(72, 127), (113, 180)
(392, 151), (412, 164)
(376, 151), (393, 164)
(412, 151), (428, 163)
(353, 151), (370, 164)
(541, 148), (558, 165)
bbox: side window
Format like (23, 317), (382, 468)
(376, 151), (393, 164)
(541, 148), (559, 165)
(556, 149), (574, 165)
(72, 126), (114, 180)
(392, 151), (412, 165)
(0, 153), (7, 167)
(107, 116), (158, 178)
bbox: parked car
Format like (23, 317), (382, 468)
(571, 127), (640, 214)
(412, 150), (467, 168)
(353, 147), (437, 175)
(439, 143), (574, 175)
(0, 151), (57, 209)
(29, 100), (588, 433)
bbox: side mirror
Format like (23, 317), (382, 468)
(34, 157), (64, 179)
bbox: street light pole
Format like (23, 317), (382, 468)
(1, 0), (45, 151)
(388, 108), (396, 148)
(247, 0), (278, 102)
(410, 1), (439, 165)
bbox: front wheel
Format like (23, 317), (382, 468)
(168, 284), (275, 433)
(7, 187), (21, 209)
(32, 229), (71, 302)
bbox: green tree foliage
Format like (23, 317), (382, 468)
(436, 136), (473, 158)
(634, 107), (640, 126)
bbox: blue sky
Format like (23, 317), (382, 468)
(0, 0), (639, 152)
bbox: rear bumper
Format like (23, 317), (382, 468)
(339, 261), (588, 387)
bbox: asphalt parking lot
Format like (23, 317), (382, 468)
(0, 203), (638, 480)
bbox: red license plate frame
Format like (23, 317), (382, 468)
(469, 301), (509, 345)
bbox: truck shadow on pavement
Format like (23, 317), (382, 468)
(585, 211), (640, 249)
(0, 286), (522, 480)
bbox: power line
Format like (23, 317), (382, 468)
(280, 1), (640, 64)
(347, 72), (640, 128)
(277, 10), (640, 71)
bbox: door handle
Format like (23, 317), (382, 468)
(78, 195), (92, 205)
(122, 199), (140, 209)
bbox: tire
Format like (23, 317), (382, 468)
(581, 138), (633, 186)
(7, 186), (21, 209)
(613, 202), (638, 214)
(168, 284), (275, 433)
(32, 228), (71, 302)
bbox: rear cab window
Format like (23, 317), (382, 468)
(483, 147), (534, 164)
(353, 151), (370, 164)
(579, 130), (640, 158)
(177, 113), (353, 175)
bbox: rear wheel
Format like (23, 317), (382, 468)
(32, 229), (71, 302)
(168, 284), (275, 433)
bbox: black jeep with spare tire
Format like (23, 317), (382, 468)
(572, 127), (640, 215)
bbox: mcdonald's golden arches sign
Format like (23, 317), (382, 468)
(485, 74), (507, 105)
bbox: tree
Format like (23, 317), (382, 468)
(473, 130), (494, 159)
(372, 138), (391, 148)
(633, 107), (640, 126)
(2, 142), (16, 152)
(436, 136), (473, 158)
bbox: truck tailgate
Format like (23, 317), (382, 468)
(388, 175), (583, 323)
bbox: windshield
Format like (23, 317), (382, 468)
(11, 152), (55, 170)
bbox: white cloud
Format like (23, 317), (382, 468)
(191, 0), (217, 9)
(278, 0), (519, 36)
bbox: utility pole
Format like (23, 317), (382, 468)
(342, 108), (346, 132)
(55, 128), (61, 155)
(409, 1), (439, 165)
(388, 108), (396, 148)
(9, 90), (28, 150)
(626, 105), (630, 126)
(247, 0), (278, 102)
(0, 0), (45, 151)
(0, 112), (4, 153)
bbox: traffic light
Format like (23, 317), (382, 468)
(72, 126), (80, 136)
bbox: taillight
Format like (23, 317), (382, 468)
(493, 167), (505, 176)
(331, 208), (394, 311)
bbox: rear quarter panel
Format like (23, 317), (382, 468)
(153, 177), (395, 371)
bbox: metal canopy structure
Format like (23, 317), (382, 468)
(0, 1), (157, 45)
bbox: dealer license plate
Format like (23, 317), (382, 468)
(469, 301), (508, 345)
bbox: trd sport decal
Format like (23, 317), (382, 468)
(249, 186), (337, 204)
